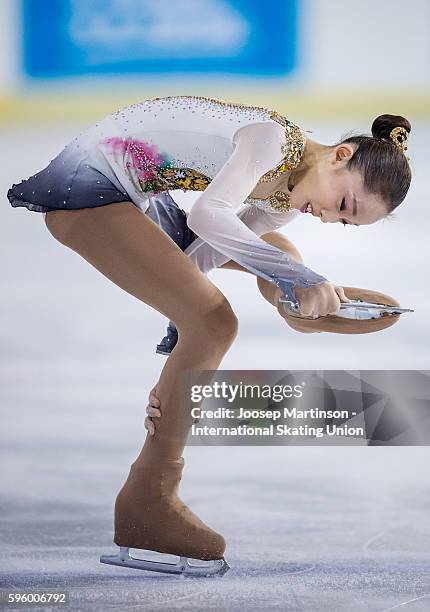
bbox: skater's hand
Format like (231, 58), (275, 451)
(333, 285), (352, 304)
(144, 383), (161, 436)
(294, 282), (343, 318)
(275, 285), (352, 333)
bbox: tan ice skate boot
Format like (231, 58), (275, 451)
(114, 456), (225, 559)
(101, 456), (229, 577)
(100, 361), (230, 577)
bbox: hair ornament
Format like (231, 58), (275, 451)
(389, 126), (410, 160)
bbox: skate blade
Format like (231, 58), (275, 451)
(100, 547), (230, 577)
(155, 348), (170, 355)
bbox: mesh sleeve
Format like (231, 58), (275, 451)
(183, 204), (300, 274)
(186, 121), (327, 304)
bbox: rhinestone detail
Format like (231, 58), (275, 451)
(137, 95), (306, 182)
(267, 190), (292, 213)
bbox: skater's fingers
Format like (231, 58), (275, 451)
(149, 394), (161, 408)
(148, 383), (160, 401)
(144, 416), (155, 436)
(146, 405), (161, 418)
(148, 382), (160, 405)
(334, 286), (353, 303)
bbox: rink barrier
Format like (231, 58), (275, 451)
(0, 92), (429, 122)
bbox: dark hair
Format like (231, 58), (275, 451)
(336, 114), (412, 215)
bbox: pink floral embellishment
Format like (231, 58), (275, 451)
(100, 136), (171, 182)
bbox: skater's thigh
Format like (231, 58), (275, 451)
(45, 202), (235, 332)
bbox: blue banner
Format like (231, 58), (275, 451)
(22, 0), (298, 78)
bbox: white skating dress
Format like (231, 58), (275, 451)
(8, 95), (328, 303)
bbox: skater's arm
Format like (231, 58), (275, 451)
(183, 203), (300, 275)
(187, 121), (328, 305)
(221, 231), (303, 309)
(219, 230), (303, 273)
(255, 233), (303, 305)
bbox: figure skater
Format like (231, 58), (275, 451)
(7, 96), (412, 576)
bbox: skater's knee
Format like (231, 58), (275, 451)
(181, 297), (238, 351)
(261, 230), (303, 263)
(202, 298), (238, 347)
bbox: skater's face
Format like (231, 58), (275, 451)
(291, 144), (388, 226)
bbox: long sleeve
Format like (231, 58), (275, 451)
(183, 203), (300, 275)
(186, 121), (327, 304)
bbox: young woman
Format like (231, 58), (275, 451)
(7, 96), (412, 574)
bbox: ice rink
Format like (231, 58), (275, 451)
(1, 120), (430, 611)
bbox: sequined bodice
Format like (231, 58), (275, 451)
(80, 95), (306, 214)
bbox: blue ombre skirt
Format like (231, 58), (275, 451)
(144, 192), (198, 251)
(7, 148), (198, 252)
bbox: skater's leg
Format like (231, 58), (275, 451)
(261, 230), (303, 262)
(153, 228), (305, 357)
(45, 202), (237, 559)
(147, 228), (306, 430)
(45, 202), (237, 458)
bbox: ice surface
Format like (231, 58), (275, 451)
(1, 121), (429, 610)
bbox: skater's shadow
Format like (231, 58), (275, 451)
(2, 562), (317, 589)
(0, 571), (177, 589)
(231, 561), (317, 579)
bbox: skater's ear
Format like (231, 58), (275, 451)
(332, 143), (355, 165)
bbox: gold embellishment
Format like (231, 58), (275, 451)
(389, 126), (410, 160)
(246, 190), (292, 213)
(259, 111), (307, 182)
(267, 191), (292, 213)
(139, 166), (211, 194)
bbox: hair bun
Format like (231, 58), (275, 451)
(371, 114), (411, 140)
